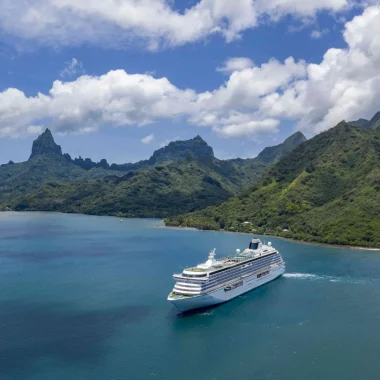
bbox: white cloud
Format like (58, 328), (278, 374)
(0, 0), (353, 50)
(27, 125), (43, 135)
(60, 58), (85, 78)
(217, 57), (254, 73)
(213, 118), (280, 137)
(141, 134), (154, 144)
(256, 0), (350, 20)
(188, 57), (307, 136)
(0, 70), (198, 138)
(259, 5), (380, 133)
(1, 6), (380, 139)
(0, 56), (304, 139)
(310, 28), (329, 39)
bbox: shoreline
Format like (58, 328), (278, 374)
(2, 211), (379, 251)
(161, 223), (380, 251)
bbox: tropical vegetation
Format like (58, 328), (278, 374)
(1, 128), (305, 218)
(166, 121), (380, 248)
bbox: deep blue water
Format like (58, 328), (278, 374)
(1, 212), (380, 380)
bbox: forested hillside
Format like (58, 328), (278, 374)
(166, 122), (380, 248)
(1, 129), (306, 217)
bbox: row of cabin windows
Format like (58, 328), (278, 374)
(201, 259), (282, 291)
(211, 255), (281, 278)
(194, 262), (283, 292)
(204, 264), (275, 288)
(210, 257), (281, 283)
(180, 254), (281, 287)
(201, 265), (277, 291)
(180, 254), (280, 280)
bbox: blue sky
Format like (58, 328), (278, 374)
(0, 1), (379, 164)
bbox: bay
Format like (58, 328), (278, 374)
(1, 212), (380, 380)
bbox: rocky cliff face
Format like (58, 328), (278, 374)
(29, 129), (62, 159)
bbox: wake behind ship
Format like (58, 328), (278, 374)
(168, 238), (285, 312)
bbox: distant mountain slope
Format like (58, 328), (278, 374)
(166, 122), (380, 248)
(69, 135), (215, 172)
(5, 131), (306, 217)
(0, 130), (221, 204)
(0, 129), (118, 203)
(9, 158), (240, 217)
(251, 131), (306, 164)
(368, 111), (380, 130)
(348, 118), (369, 128)
(227, 131), (307, 187)
(348, 111), (380, 129)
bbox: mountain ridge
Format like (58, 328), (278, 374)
(348, 111), (380, 129)
(2, 129), (307, 217)
(68, 135), (215, 172)
(368, 111), (380, 129)
(165, 122), (380, 248)
(255, 131), (306, 164)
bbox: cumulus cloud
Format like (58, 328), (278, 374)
(141, 134), (155, 144)
(1, 6), (380, 139)
(199, 57), (306, 113)
(260, 5), (380, 133)
(0, 70), (198, 138)
(217, 57), (254, 74)
(0, 0), (353, 50)
(60, 58), (85, 78)
(0, 57), (306, 138)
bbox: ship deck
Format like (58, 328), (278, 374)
(174, 248), (278, 279)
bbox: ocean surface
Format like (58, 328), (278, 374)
(1, 212), (380, 380)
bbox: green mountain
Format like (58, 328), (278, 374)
(0, 130), (222, 204)
(3, 130), (306, 218)
(348, 111), (380, 129)
(165, 122), (380, 248)
(8, 158), (243, 218)
(348, 118), (370, 128)
(368, 112), (380, 130)
(226, 131), (307, 188)
(250, 131), (306, 164)
(29, 129), (63, 158)
(69, 135), (215, 171)
(0, 130), (116, 204)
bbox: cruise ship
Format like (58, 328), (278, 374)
(167, 238), (285, 312)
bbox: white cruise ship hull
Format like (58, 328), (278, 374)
(168, 264), (285, 313)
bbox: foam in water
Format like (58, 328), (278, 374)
(284, 273), (374, 285)
(284, 273), (320, 280)
(198, 310), (214, 316)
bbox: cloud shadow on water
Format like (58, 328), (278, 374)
(0, 300), (151, 377)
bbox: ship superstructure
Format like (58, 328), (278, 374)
(167, 238), (285, 312)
